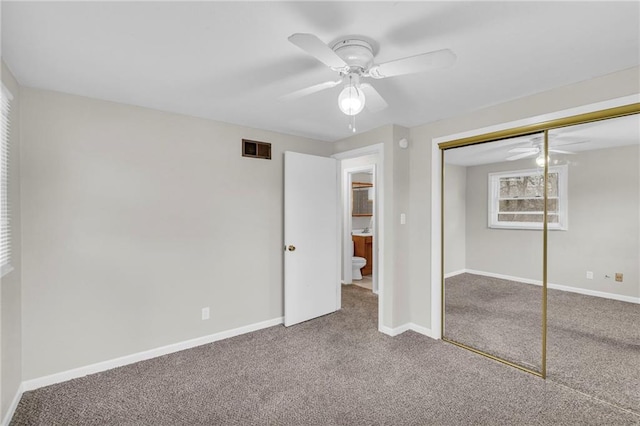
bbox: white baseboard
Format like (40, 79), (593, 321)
(379, 323), (410, 336)
(1, 383), (23, 426)
(21, 316), (284, 393)
(444, 269), (466, 279)
(465, 269), (640, 304)
(379, 323), (436, 339)
(408, 323), (436, 339)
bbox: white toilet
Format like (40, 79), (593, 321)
(352, 241), (367, 281)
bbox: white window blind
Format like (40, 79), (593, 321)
(1, 83), (13, 276)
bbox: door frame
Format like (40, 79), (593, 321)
(332, 143), (385, 331)
(429, 94), (640, 341)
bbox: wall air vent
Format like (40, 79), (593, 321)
(242, 139), (271, 160)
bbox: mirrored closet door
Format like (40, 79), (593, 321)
(441, 104), (639, 383)
(442, 135), (545, 375)
(546, 113), (640, 410)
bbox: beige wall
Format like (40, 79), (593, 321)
(334, 124), (411, 328)
(409, 66), (640, 329)
(443, 164), (466, 274)
(464, 146), (639, 298)
(352, 172), (372, 183)
(391, 125), (411, 327)
(19, 87), (333, 380)
(1, 60), (22, 420)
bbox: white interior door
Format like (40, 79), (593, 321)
(284, 151), (339, 327)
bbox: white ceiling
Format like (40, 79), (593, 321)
(2, 1), (639, 142)
(445, 113), (640, 166)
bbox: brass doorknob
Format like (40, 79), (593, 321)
(287, 245), (296, 251)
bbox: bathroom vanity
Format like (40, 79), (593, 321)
(352, 234), (373, 276)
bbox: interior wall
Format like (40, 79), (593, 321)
(352, 216), (373, 231)
(443, 164), (466, 275)
(19, 87), (333, 380)
(409, 66), (640, 330)
(352, 172), (372, 183)
(1, 60), (22, 420)
(391, 125), (411, 327)
(464, 146), (639, 298)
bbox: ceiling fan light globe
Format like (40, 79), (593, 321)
(340, 97), (363, 115)
(338, 85), (365, 116)
(536, 154), (549, 167)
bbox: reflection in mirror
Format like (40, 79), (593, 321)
(546, 113), (640, 409)
(443, 134), (545, 374)
(352, 173), (373, 216)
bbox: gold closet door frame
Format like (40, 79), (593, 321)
(439, 103), (640, 379)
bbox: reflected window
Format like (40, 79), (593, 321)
(488, 165), (567, 230)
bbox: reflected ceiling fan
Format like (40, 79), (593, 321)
(506, 136), (582, 166)
(282, 33), (456, 122)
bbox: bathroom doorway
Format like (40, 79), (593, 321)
(346, 166), (377, 293)
(333, 143), (384, 331)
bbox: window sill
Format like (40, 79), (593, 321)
(489, 224), (568, 231)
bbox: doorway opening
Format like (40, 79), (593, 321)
(333, 144), (384, 332)
(347, 166), (376, 293)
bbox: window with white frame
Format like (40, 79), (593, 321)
(1, 83), (13, 276)
(488, 165), (568, 230)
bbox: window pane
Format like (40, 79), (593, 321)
(499, 173), (558, 199)
(499, 198), (558, 213)
(498, 213), (559, 223)
(498, 213), (543, 222)
(499, 176), (536, 198)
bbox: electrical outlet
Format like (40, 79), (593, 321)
(586, 271), (593, 280)
(201, 307), (210, 320)
(615, 273), (623, 282)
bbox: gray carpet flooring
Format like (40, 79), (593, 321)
(445, 273), (543, 371)
(445, 273), (640, 414)
(11, 285), (640, 425)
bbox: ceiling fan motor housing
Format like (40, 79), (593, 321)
(332, 39), (374, 73)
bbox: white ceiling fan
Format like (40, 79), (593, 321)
(506, 135), (582, 165)
(282, 33), (456, 117)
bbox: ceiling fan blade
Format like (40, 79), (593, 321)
(508, 147), (537, 153)
(550, 139), (589, 147)
(279, 80), (342, 102)
(506, 152), (537, 161)
(549, 149), (575, 155)
(369, 49), (456, 79)
(360, 83), (388, 113)
(288, 33), (348, 69)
